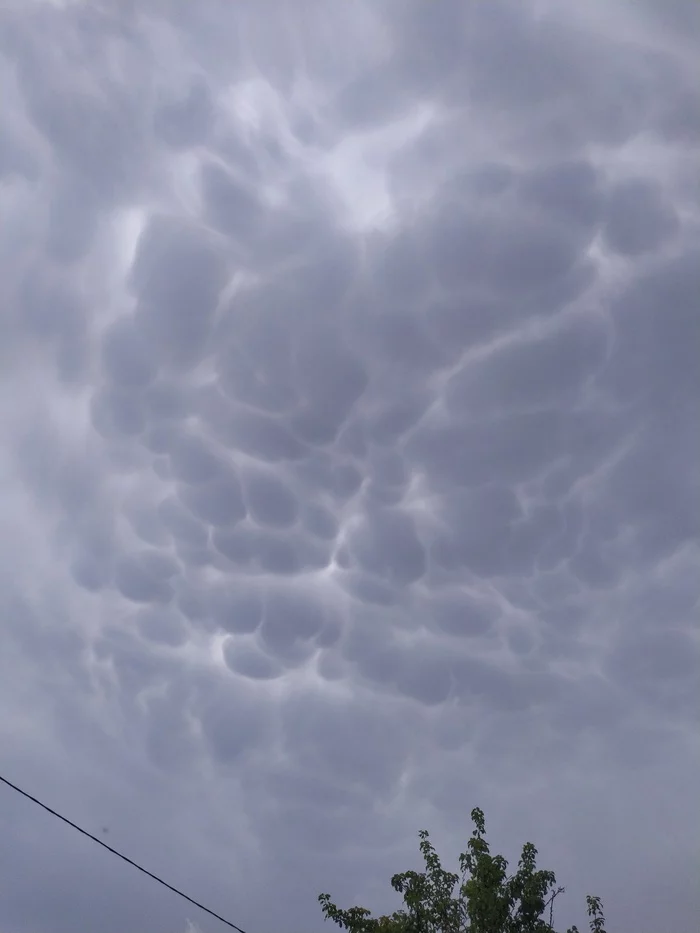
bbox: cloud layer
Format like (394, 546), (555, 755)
(1, 2), (698, 932)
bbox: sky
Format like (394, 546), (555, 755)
(0, 1), (698, 932)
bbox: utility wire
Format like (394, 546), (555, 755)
(0, 773), (249, 933)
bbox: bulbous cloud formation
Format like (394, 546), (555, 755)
(0, 1), (698, 932)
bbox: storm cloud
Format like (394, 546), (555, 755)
(0, 2), (698, 933)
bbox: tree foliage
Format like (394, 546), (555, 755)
(319, 808), (606, 933)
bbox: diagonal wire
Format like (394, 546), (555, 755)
(0, 773), (249, 933)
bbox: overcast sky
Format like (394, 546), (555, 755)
(0, 1), (698, 932)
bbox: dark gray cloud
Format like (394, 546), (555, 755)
(130, 215), (231, 369)
(1, 1), (698, 933)
(603, 177), (680, 256)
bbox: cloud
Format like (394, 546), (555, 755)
(1, 1), (698, 933)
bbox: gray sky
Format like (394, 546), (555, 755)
(0, 1), (698, 932)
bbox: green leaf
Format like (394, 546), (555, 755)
(317, 807), (605, 933)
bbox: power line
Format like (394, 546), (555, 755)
(0, 773), (249, 933)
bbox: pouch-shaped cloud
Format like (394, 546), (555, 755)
(1, 2), (698, 933)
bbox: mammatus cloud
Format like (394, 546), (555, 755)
(0, 1), (698, 932)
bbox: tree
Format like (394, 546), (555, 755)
(318, 807), (606, 933)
